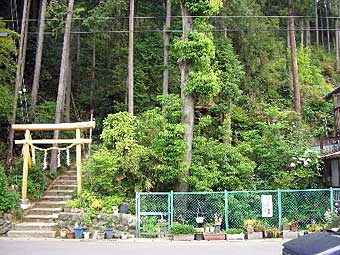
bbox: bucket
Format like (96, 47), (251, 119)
(74, 227), (84, 239)
(105, 229), (113, 239)
(119, 202), (128, 214)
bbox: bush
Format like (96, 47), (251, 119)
(0, 166), (19, 214)
(170, 223), (196, 234)
(226, 228), (244, 234)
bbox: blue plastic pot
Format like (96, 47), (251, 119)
(119, 202), (128, 214)
(74, 227), (84, 239)
(105, 229), (113, 239)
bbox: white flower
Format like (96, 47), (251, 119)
(290, 162), (296, 168)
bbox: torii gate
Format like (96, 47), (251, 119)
(12, 121), (95, 207)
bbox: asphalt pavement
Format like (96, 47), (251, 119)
(0, 238), (285, 255)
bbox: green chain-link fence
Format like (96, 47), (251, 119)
(136, 188), (340, 236)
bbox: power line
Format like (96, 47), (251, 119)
(3, 15), (340, 23)
(20, 27), (340, 35)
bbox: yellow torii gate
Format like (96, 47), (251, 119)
(12, 121), (95, 206)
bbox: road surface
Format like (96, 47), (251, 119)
(0, 238), (285, 255)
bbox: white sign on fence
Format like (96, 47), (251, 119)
(261, 195), (273, 217)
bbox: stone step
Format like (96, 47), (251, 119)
(27, 207), (62, 215)
(23, 214), (58, 223)
(44, 189), (74, 196)
(53, 180), (77, 185)
(41, 195), (72, 201)
(34, 201), (67, 208)
(13, 222), (57, 231)
(50, 184), (77, 190)
(58, 175), (77, 180)
(7, 230), (57, 238)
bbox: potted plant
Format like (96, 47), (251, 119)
(194, 227), (204, 240)
(170, 223), (195, 241)
(247, 219), (263, 240)
(104, 217), (114, 239)
(226, 228), (245, 241)
(307, 220), (323, 233)
(203, 223), (210, 233)
(282, 218), (291, 231)
(243, 219), (256, 234)
(214, 214), (223, 233)
(59, 228), (68, 238)
(290, 219), (299, 232)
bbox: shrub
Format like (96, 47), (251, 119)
(0, 166), (19, 214)
(226, 228), (244, 234)
(170, 223), (196, 234)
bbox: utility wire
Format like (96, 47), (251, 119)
(3, 15), (340, 22)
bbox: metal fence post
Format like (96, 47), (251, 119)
(136, 192), (140, 236)
(278, 189), (282, 229)
(224, 190), (229, 231)
(330, 187), (334, 213)
(170, 190), (174, 229)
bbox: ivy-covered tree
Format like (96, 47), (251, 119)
(174, 0), (223, 191)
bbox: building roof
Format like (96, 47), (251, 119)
(324, 86), (340, 101)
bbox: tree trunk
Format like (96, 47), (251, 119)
(176, 1), (194, 192)
(64, 56), (72, 123)
(30, 0), (47, 116)
(162, 0), (171, 97)
(128, 0), (134, 115)
(306, 19), (311, 46)
(50, 0), (74, 172)
(288, 0), (301, 114)
(90, 44), (96, 110)
(300, 20), (304, 46)
(6, 0), (31, 170)
(321, 2), (325, 48)
(326, 0), (331, 52)
(337, 24), (340, 71)
(316, 0), (319, 48)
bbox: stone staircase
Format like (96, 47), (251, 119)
(7, 169), (77, 238)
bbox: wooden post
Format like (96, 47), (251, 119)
(22, 129), (30, 200)
(76, 128), (82, 195)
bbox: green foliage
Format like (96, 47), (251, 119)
(103, 195), (123, 213)
(0, 166), (18, 214)
(140, 216), (159, 234)
(170, 223), (196, 234)
(226, 228), (244, 234)
(11, 160), (47, 200)
(86, 109), (186, 195)
(184, 0), (223, 16)
(190, 136), (255, 191)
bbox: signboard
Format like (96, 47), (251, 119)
(261, 195), (273, 217)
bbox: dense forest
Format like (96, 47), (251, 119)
(1, 0), (340, 211)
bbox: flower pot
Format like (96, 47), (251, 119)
(74, 227), (84, 239)
(247, 231), (263, 240)
(290, 226), (298, 232)
(203, 233), (226, 241)
(215, 225), (221, 232)
(67, 231), (75, 239)
(63, 207), (71, 213)
(105, 228), (114, 239)
(172, 234), (195, 241)
(204, 226), (210, 233)
(97, 232), (105, 240)
(209, 226), (215, 232)
(84, 231), (91, 240)
(59, 229), (67, 238)
(194, 233), (204, 240)
(246, 225), (254, 233)
(283, 224), (290, 231)
(119, 202), (128, 214)
(226, 233), (245, 241)
(121, 233), (128, 240)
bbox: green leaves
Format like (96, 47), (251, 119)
(184, 0), (223, 16)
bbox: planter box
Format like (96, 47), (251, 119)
(282, 231), (298, 239)
(172, 234), (195, 241)
(203, 233), (226, 241)
(247, 231), (263, 240)
(226, 233), (245, 241)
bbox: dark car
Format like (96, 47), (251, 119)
(282, 231), (340, 255)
